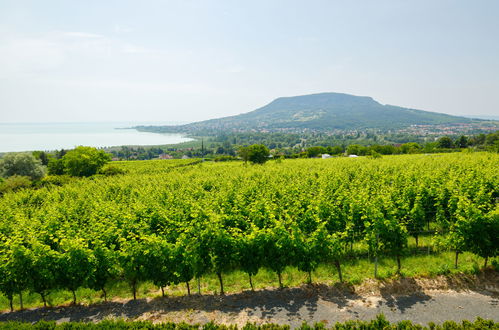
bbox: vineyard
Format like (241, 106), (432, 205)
(0, 153), (497, 311)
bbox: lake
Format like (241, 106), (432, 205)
(0, 122), (192, 153)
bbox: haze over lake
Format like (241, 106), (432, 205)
(0, 122), (191, 153)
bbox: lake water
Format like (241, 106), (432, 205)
(0, 122), (192, 152)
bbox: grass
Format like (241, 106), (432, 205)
(1, 235), (495, 312)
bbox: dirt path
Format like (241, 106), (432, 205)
(1, 274), (498, 327)
(1, 289), (497, 327)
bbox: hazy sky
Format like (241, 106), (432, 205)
(1, 0), (498, 123)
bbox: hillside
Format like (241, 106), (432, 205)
(136, 92), (478, 133)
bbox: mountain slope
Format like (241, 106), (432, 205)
(138, 92), (477, 133)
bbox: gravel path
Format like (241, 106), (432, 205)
(1, 288), (497, 327)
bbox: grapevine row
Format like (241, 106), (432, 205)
(0, 154), (497, 311)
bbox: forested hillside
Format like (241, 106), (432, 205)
(135, 93), (479, 134)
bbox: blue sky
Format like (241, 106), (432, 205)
(1, 0), (498, 123)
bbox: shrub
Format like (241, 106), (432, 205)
(214, 155), (237, 162)
(47, 158), (65, 175)
(99, 165), (126, 176)
(0, 175), (32, 194)
(62, 146), (111, 177)
(0, 153), (46, 180)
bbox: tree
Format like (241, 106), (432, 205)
(32, 151), (49, 166)
(306, 146), (326, 158)
(436, 136), (453, 149)
(400, 142), (421, 154)
(455, 135), (469, 148)
(346, 144), (368, 156)
(327, 146), (344, 155)
(237, 146), (250, 163)
(0, 153), (45, 180)
(246, 144), (270, 164)
(62, 146), (111, 177)
(47, 158), (65, 175)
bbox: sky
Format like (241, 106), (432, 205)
(0, 0), (498, 123)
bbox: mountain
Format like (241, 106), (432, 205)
(137, 92), (478, 133)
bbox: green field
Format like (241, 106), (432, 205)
(0, 153), (497, 311)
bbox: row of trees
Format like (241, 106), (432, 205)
(103, 130), (499, 161)
(0, 153), (497, 311)
(0, 147), (111, 194)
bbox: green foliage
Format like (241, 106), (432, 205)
(0, 153), (45, 180)
(57, 239), (95, 303)
(400, 142), (421, 154)
(369, 150), (382, 159)
(0, 175), (32, 194)
(437, 136), (454, 149)
(0, 316), (497, 329)
(239, 144), (270, 164)
(0, 153), (497, 309)
(306, 146), (326, 158)
(62, 146), (111, 177)
(47, 158), (65, 175)
(135, 92), (476, 133)
(32, 151), (49, 166)
(98, 165), (126, 176)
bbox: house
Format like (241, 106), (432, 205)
(158, 154), (173, 160)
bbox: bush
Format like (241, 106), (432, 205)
(62, 146), (111, 177)
(0, 153), (46, 180)
(214, 155), (237, 162)
(37, 175), (75, 187)
(0, 175), (32, 194)
(47, 158), (65, 175)
(99, 165), (127, 176)
(238, 144), (270, 164)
